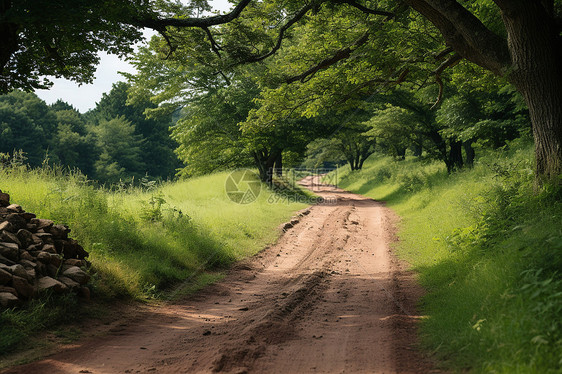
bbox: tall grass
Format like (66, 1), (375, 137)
(0, 164), (307, 354)
(334, 140), (562, 372)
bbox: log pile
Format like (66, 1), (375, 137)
(0, 189), (91, 309)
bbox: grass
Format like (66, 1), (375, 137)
(0, 165), (308, 354)
(331, 140), (562, 373)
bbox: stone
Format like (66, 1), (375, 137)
(49, 224), (70, 239)
(0, 221), (13, 232)
(7, 264), (28, 280)
(25, 268), (36, 280)
(0, 268), (12, 285)
(31, 234), (43, 245)
(61, 264), (74, 272)
(35, 262), (46, 276)
(19, 259), (36, 269)
(33, 219), (54, 230)
(20, 212), (36, 221)
(0, 292), (19, 308)
(26, 243), (41, 251)
(0, 231), (21, 247)
(11, 275), (34, 299)
(26, 223), (38, 232)
(64, 259), (84, 267)
(42, 244), (57, 254)
(49, 254), (62, 268)
(16, 229), (34, 247)
(5, 214), (27, 230)
(0, 286), (17, 296)
(62, 266), (90, 285)
(0, 192), (10, 206)
(58, 276), (80, 289)
(79, 286), (91, 300)
(6, 204), (23, 213)
(35, 232), (54, 243)
(0, 254), (15, 266)
(46, 264), (59, 278)
(0, 242), (19, 261)
(36, 251), (51, 263)
(37, 276), (67, 293)
(20, 251), (34, 261)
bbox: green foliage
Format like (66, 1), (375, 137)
(86, 82), (180, 180)
(334, 142), (562, 372)
(302, 138), (347, 169)
(91, 116), (146, 184)
(0, 88), (179, 184)
(0, 91), (55, 166)
(0, 0), (147, 91)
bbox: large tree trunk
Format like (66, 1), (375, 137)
(253, 149), (279, 185)
(395, 146), (406, 160)
(274, 152), (283, 177)
(500, 2), (562, 182)
(447, 140), (463, 173)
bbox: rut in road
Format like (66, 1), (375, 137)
(4, 177), (433, 374)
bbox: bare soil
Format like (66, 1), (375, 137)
(2, 177), (435, 373)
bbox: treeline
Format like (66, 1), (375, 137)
(302, 86), (530, 172)
(0, 82), (179, 184)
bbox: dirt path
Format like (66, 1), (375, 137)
(3, 178), (433, 374)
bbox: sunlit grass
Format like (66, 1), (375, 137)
(0, 166), (307, 353)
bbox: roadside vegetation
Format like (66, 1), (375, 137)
(333, 140), (562, 372)
(0, 163), (308, 354)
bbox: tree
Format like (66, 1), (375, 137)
(302, 138), (347, 169)
(0, 91), (56, 166)
(87, 82), (179, 179)
(50, 108), (96, 175)
(0, 0), (146, 91)
(91, 116), (145, 184)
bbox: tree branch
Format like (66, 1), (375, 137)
(139, 0), (253, 29)
(430, 52), (462, 109)
(434, 46), (453, 60)
(286, 32), (370, 83)
(333, 0), (394, 18)
(240, 1), (318, 64)
(156, 29), (177, 59)
(203, 27), (222, 59)
(404, 0), (510, 75)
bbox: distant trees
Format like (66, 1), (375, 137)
(92, 117), (145, 184)
(0, 86), (179, 184)
(0, 91), (56, 166)
(87, 82), (180, 180)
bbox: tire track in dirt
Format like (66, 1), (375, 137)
(3, 177), (435, 374)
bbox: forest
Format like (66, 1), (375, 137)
(0, 0), (561, 373)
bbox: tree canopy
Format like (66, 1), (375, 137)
(1, 0), (561, 181)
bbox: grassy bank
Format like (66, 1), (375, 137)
(0, 166), (308, 354)
(333, 141), (562, 372)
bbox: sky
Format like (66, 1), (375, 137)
(35, 0), (232, 113)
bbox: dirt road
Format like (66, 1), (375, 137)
(4, 178), (432, 373)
